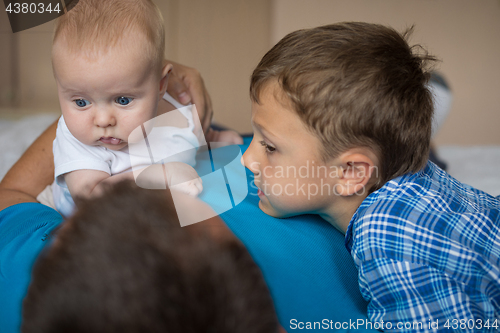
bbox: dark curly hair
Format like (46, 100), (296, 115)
(23, 182), (279, 333)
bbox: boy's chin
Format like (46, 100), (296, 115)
(258, 199), (296, 219)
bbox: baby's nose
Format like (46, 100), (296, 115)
(95, 108), (116, 128)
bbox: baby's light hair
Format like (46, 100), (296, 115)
(53, 0), (165, 72)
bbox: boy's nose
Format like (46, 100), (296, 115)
(94, 108), (116, 128)
(242, 142), (260, 176)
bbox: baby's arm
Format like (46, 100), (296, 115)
(64, 169), (126, 199)
(163, 162), (203, 197)
(65, 162), (202, 200)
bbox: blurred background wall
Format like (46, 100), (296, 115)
(1, 0), (499, 145)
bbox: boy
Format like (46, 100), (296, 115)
(242, 22), (500, 330)
(44, 0), (241, 216)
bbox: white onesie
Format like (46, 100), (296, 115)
(52, 92), (200, 217)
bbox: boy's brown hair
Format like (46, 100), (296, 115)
(53, 0), (165, 73)
(251, 22), (436, 189)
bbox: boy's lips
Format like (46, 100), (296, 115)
(99, 137), (122, 145)
(257, 188), (264, 197)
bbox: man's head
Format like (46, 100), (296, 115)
(52, 0), (171, 151)
(23, 182), (280, 332)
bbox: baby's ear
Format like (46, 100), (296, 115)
(335, 149), (379, 196)
(159, 63), (174, 98)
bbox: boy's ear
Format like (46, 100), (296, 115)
(335, 149), (378, 196)
(159, 63), (174, 98)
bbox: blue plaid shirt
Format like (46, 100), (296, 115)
(345, 162), (500, 332)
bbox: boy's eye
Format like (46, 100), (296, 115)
(74, 99), (90, 108)
(260, 140), (276, 153)
(115, 97), (133, 105)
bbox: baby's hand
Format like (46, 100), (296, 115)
(164, 162), (203, 197)
(206, 128), (243, 145)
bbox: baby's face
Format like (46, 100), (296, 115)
(52, 37), (165, 151)
(242, 81), (341, 218)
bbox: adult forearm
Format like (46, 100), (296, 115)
(0, 120), (57, 211)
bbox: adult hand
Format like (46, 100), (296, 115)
(166, 61), (213, 136)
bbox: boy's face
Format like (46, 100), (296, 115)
(52, 36), (168, 151)
(242, 81), (341, 218)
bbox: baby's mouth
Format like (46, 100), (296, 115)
(99, 137), (122, 145)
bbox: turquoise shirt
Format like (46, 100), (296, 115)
(0, 203), (62, 332)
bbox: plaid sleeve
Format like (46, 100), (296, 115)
(359, 258), (498, 333)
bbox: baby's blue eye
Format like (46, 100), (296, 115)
(74, 99), (90, 107)
(116, 97), (133, 105)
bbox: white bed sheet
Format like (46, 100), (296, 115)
(0, 114), (499, 197)
(437, 146), (500, 197)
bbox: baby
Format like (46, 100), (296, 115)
(243, 22), (500, 329)
(41, 0), (240, 217)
